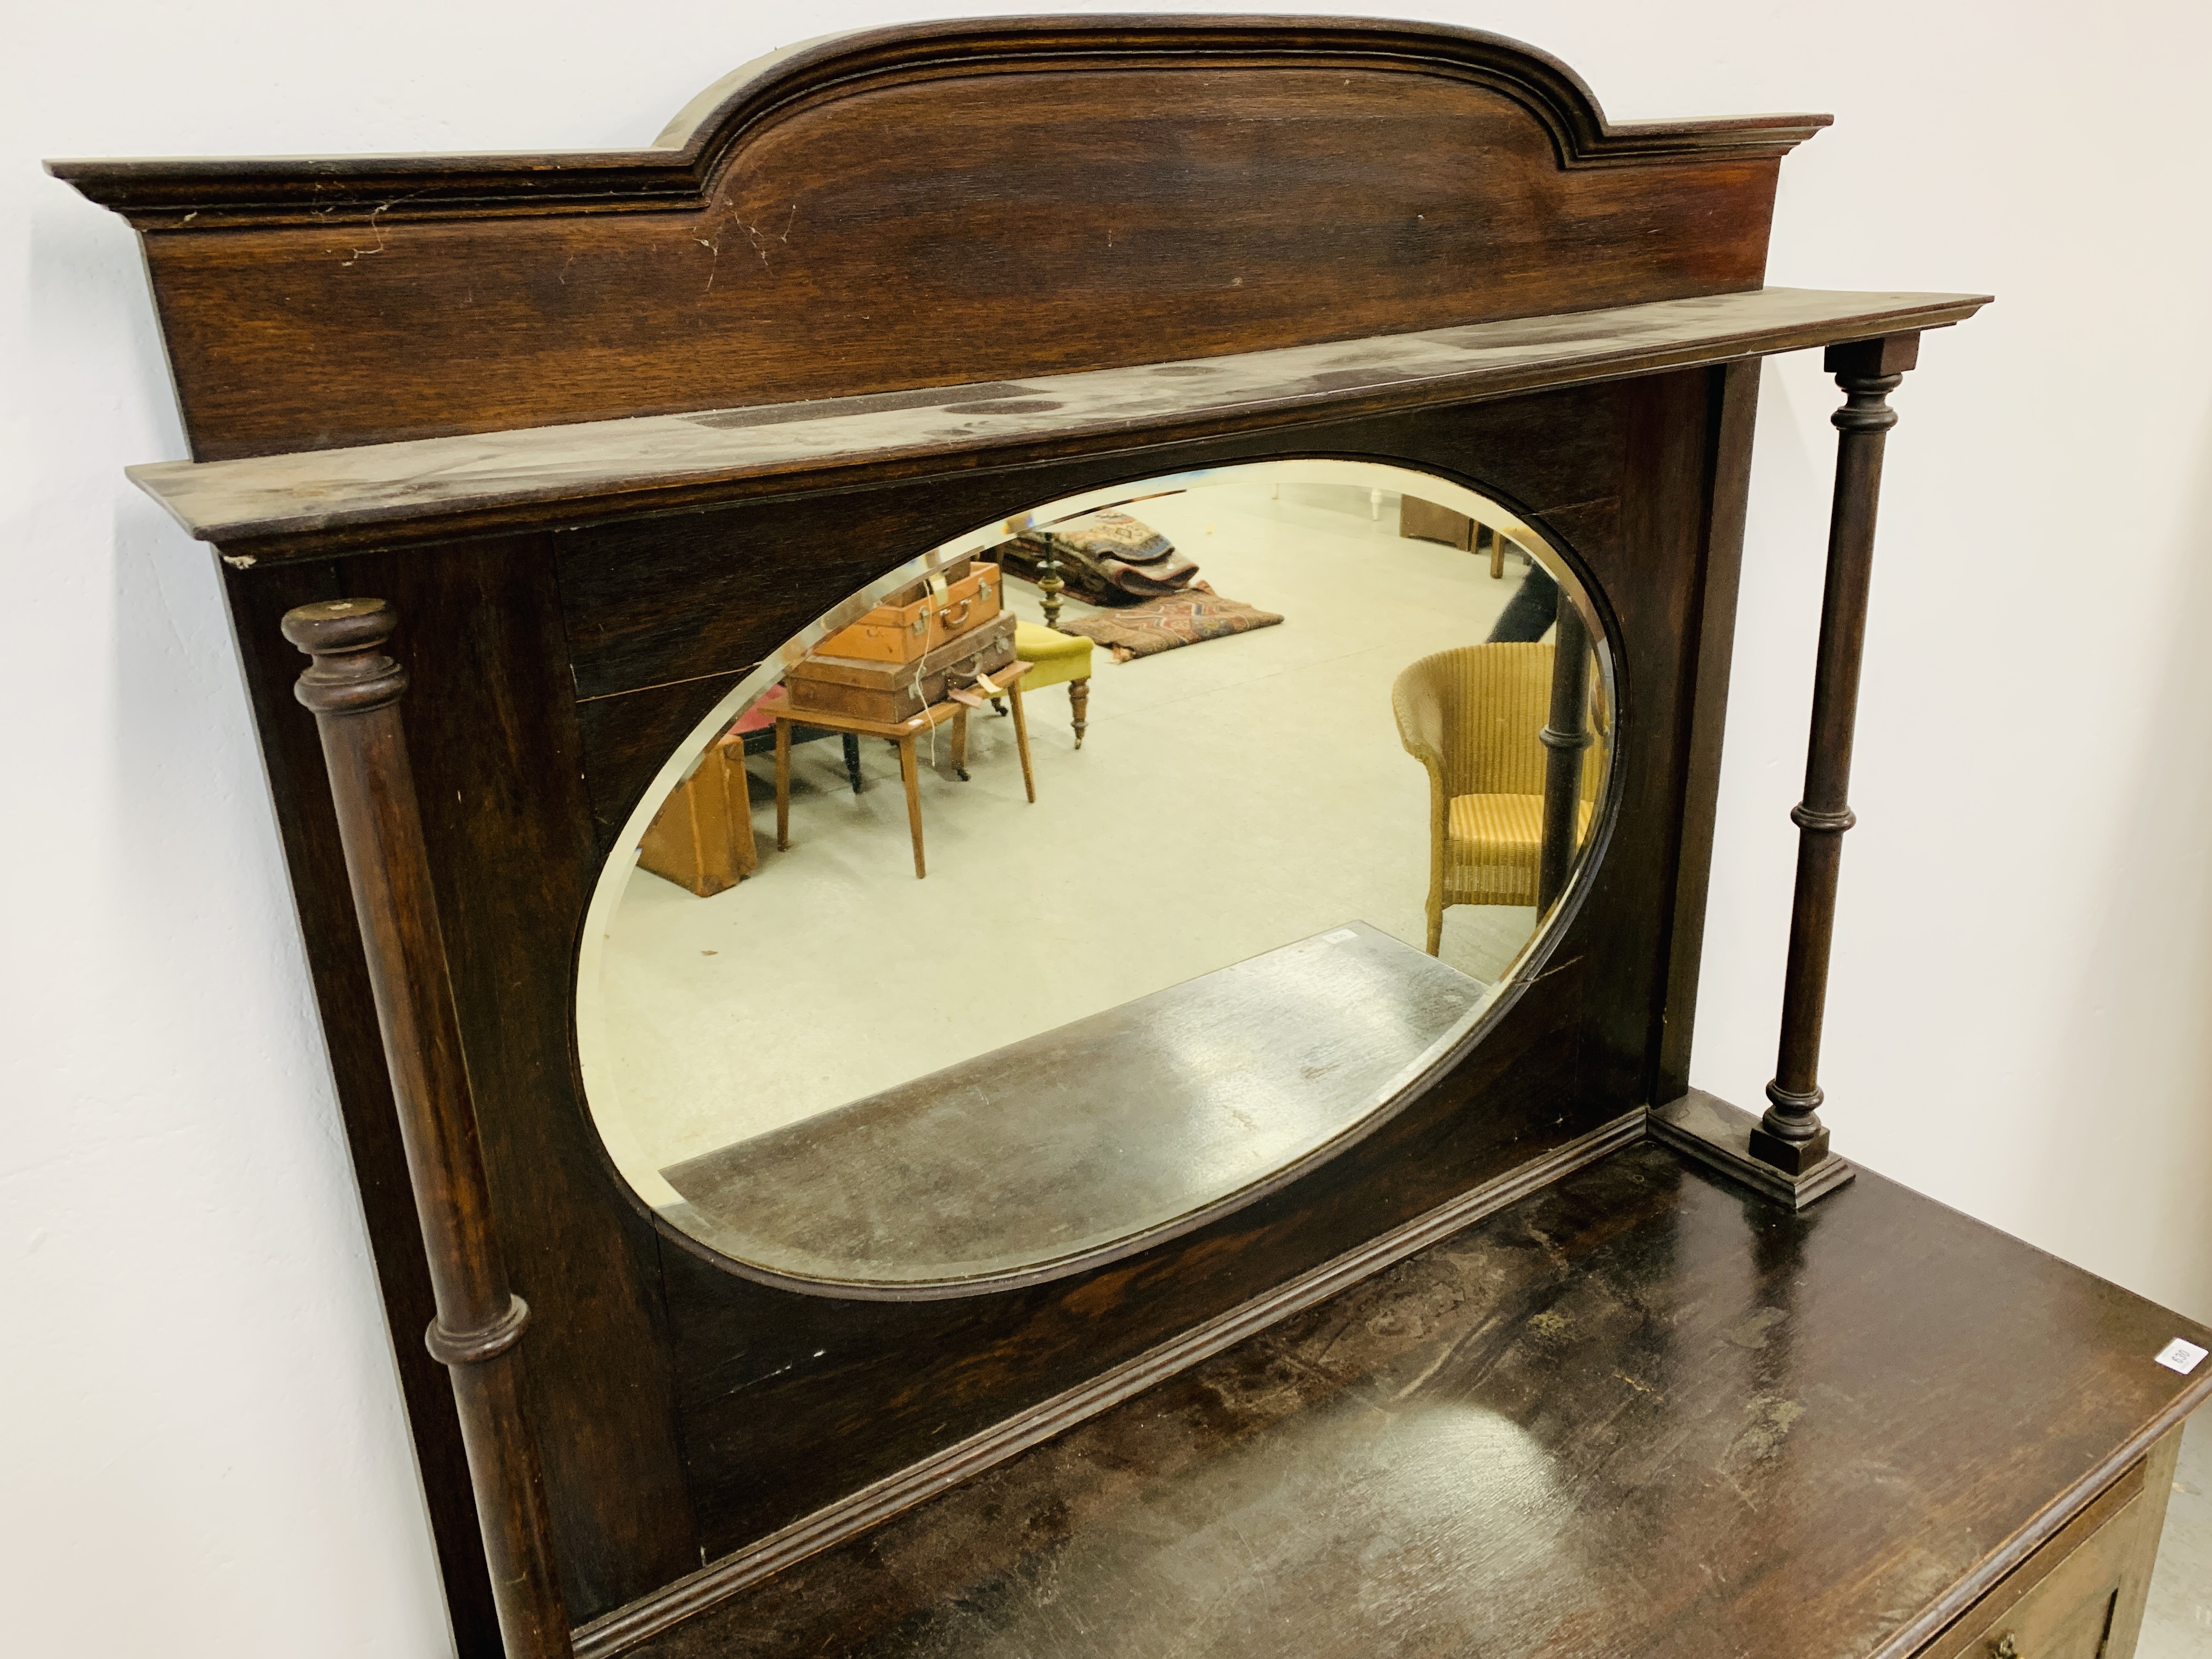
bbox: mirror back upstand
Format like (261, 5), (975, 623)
(52, 17), (2210, 1659)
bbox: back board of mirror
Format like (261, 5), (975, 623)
(54, 18), (1906, 1655)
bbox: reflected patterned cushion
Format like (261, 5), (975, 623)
(1000, 510), (1200, 602)
(1057, 584), (1283, 661)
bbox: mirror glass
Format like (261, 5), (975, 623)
(575, 460), (1613, 1295)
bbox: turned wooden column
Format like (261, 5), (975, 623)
(1537, 597), (1594, 912)
(1750, 335), (1919, 1176)
(284, 599), (572, 1659)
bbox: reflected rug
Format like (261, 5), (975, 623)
(1057, 583), (1285, 662)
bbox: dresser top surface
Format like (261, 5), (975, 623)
(620, 1141), (2210, 1659)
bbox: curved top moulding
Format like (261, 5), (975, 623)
(49, 15), (1832, 462)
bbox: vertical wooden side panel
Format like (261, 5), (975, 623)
(219, 557), (504, 1657)
(226, 539), (699, 1634)
(1561, 368), (1716, 1107)
(344, 535), (701, 1621)
(1652, 359), (1762, 1104)
(281, 597), (572, 1659)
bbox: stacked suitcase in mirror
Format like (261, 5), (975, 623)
(786, 558), (1015, 724)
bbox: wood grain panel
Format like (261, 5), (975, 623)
(53, 16), (1824, 461)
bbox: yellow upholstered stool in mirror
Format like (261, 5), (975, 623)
(1012, 621), (1093, 747)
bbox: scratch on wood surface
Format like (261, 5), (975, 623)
(734, 205), (797, 274)
(337, 198), (413, 268)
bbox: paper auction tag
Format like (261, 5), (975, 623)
(2154, 1338), (2207, 1375)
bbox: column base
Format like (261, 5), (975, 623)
(1649, 1090), (1855, 1212)
(1748, 1117), (1831, 1174)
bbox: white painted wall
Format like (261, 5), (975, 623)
(5, 2), (2207, 1652)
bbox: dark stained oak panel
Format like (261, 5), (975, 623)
(612, 372), (1709, 1562)
(129, 67), (1780, 462)
(52, 16), (1834, 462)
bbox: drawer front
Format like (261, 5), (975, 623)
(1920, 1429), (2181, 1659)
(1963, 1493), (2140, 1658)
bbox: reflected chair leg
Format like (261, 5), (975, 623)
(1069, 678), (1088, 749)
(951, 709), (970, 781)
(774, 718), (793, 850)
(1008, 682), (1036, 803)
(842, 732), (863, 794)
(896, 736), (926, 878)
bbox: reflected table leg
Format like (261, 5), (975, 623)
(897, 733), (926, 878)
(774, 718), (793, 850)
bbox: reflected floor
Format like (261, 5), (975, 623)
(598, 484), (1542, 1182)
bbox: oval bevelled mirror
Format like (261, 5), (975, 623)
(575, 460), (1615, 1296)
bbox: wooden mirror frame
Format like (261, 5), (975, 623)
(52, 17), (2008, 1656)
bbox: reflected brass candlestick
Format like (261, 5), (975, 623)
(1037, 554), (1066, 631)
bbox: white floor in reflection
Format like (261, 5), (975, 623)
(596, 483), (1550, 1176)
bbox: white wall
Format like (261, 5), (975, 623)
(6, 3), (2208, 1652)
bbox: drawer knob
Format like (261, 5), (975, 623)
(1988, 1637), (2020, 1658)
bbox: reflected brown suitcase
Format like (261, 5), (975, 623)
(815, 560), (1003, 663)
(786, 612), (1017, 724)
(635, 732), (757, 896)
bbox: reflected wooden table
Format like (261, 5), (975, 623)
(760, 664), (1035, 879)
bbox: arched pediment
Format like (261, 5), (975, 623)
(50, 16), (1830, 461)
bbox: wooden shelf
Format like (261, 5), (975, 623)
(128, 286), (1988, 562)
